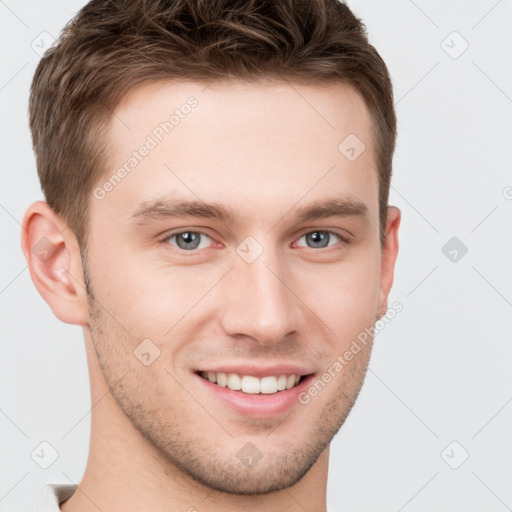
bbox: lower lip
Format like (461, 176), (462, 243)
(194, 372), (315, 419)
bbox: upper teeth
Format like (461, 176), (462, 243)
(200, 371), (301, 394)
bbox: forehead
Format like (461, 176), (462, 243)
(111, 78), (374, 145)
(92, 79), (378, 229)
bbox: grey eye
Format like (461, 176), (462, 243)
(169, 231), (211, 250)
(297, 231), (341, 249)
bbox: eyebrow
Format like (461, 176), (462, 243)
(128, 195), (369, 227)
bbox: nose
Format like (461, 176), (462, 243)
(219, 247), (303, 347)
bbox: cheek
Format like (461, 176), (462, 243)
(301, 252), (381, 338)
(92, 248), (218, 336)
(85, 239), (168, 326)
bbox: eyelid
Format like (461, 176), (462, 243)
(296, 224), (353, 239)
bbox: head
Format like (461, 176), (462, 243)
(22, 0), (400, 496)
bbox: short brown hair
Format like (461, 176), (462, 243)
(29, 0), (396, 251)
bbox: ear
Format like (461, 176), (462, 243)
(20, 201), (90, 325)
(377, 206), (401, 318)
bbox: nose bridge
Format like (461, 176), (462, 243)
(220, 243), (300, 345)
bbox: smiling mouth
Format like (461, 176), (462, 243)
(195, 370), (310, 395)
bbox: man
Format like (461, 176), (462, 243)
(21, 0), (400, 510)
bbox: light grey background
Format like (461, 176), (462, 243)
(1, 1), (511, 511)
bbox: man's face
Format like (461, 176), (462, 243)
(84, 79), (388, 494)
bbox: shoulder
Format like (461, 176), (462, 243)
(33, 484), (77, 512)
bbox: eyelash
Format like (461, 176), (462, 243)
(158, 229), (351, 253)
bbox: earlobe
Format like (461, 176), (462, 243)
(377, 205), (401, 319)
(20, 201), (90, 326)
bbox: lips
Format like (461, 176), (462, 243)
(194, 370), (316, 418)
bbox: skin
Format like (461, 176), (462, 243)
(21, 79), (400, 512)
